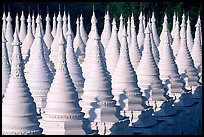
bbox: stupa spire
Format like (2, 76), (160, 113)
(129, 13), (141, 71)
(66, 22), (85, 99)
(21, 12), (35, 61)
(62, 6), (68, 38)
(80, 13), (88, 44)
(118, 13), (124, 44)
(51, 12), (57, 37)
(137, 10), (145, 52)
(2, 10), (7, 34)
(101, 9), (112, 51)
(105, 18), (120, 76)
(32, 10), (36, 36)
(5, 10), (14, 64)
(19, 10), (27, 43)
(186, 15), (194, 52)
(151, 11), (160, 46)
(44, 7), (54, 51)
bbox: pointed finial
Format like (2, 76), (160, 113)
(122, 25), (127, 37)
(145, 25), (150, 34)
(12, 25), (21, 45)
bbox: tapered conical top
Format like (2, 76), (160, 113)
(44, 9), (54, 50)
(2, 11), (7, 34)
(151, 11), (160, 46)
(73, 17), (86, 62)
(66, 27), (85, 99)
(118, 13), (124, 44)
(19, 10), (27, 43)
(5, 11), (14, 64)
(105, 18), (120, 76)
(129, 13), (141, 71)
(186, 16), (194, 52)
(80, 13), (88, 44)
(51, 13), (57, 37)
(21, 12), (34, 61)
(137, 11), (145, 52)
(101, 10), (112, 51)
(171, 17), (180, 57)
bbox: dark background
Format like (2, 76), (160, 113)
(2, 1), (202, 37)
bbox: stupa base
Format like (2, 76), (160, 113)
(90, 118), (131, 135)
(39, 119), (87, 135)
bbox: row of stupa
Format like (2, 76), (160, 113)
(2, 6), (202, 135)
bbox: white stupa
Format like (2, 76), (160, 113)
(158, 24), (185, 101)
(158, 13), (173, 58)
(175, 14), (200, 91)
(51, 13), (57, 38)
(171, 12), (176, 39)
(62, 9), (68, 38)
(101, 10), (112, 51)
(19, 10), (27, 43)
(32, 10), (36, 36)
(171, 16), (180, 57)
(15, 13), (20, 34)
(5, 10), (14, 64)
(2, 27), (42, 135)
(111, 25), (147, 125)
(73, 17), (86, 64)
(118, 13), (124, 44)
(191, 19), (202, 83)
(136, 25), (165, 102)
(24, 13), (52, 78)
(26, 20), (52, 115)
(186, 16), (194, 52)
(39, 14), (45, 37)
(50, 9), (64, 73)
(44, 8), (54, 51)
(79, 28), (130, 135)
(127, 16), (131, 46)
(137, 11), (145, 52)
(129, 13), (141, 72)
(40, 30), (92, 135)
(105, 18), (120, 76)
(149, 20), (160, 64)
(81, 8), (106, 80)
(66, 29), (85, 99)
(80, 13), (88, 44)
(2, 11), (7, 34)
(2, 31), (11, 98)
(151, 11), (160, 46)
(21, 12), (34, 61)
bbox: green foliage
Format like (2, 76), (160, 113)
(107, 1), (202, 36)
